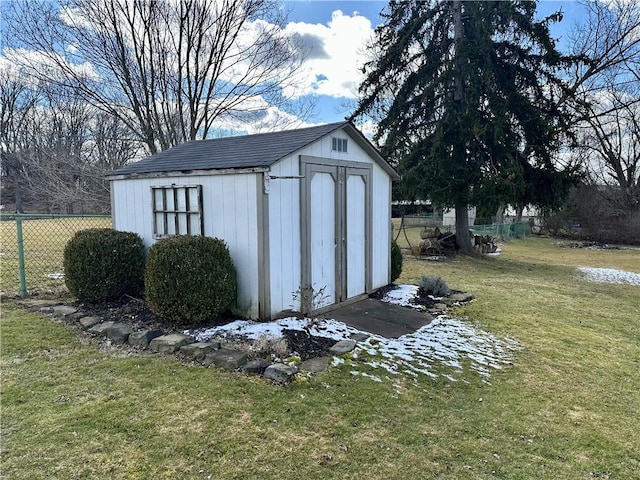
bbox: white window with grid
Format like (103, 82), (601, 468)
(152, 185), (203, 238)
(331, 137), (348, 153)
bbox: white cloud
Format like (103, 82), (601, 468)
(211, 104), (317, 135)
(200, 91), (318, 134)
(283, 10), (375, 100)
(2, 47), (100, 82)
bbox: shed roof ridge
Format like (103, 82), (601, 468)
(107, 121), (383, 178)
(169, 120), (349, 146)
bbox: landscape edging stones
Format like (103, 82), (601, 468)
(128, 329), (165, 349)
(20, 286), (476, 385)
(149, 333), (194, 353)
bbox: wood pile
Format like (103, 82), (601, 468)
(411, 229), (498, 256)
(473, 234), (498, 253)
(412, 226), (456, 256)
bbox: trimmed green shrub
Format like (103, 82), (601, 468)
(63, 228), (145, 303)
(145, 235), (237, 327)
(391, 240), (403, 283)
(419, 275), (451, 297)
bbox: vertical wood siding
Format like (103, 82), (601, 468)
(111, 173), (260, 318)
(268, 128), (392, 317)
(346, 174), (366, 298)
(110, 126), (393, 320)
(309, 171), (337, 308)
(265, 155), (301, 315)
(371, 161), (391, 286)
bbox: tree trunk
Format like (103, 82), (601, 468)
(515, 205), (524, 222)
(452, 1), (473, 254)
(455, 203), (473, 253)
(14, 186), (23, 213)
(495, 204), (505, 224)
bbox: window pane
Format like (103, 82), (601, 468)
(152, 185), (202, 237)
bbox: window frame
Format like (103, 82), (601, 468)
(331, 137), (348, 153)
(151, 185), (204, 239)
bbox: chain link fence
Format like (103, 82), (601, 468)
(392, 215), (532, 253)
(0, 213), (112, 297)
(0, 212), (532, 296)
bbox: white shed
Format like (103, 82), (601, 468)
(107, 121), (399, 320)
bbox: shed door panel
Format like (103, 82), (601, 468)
(309, 171), (337, 308)
(345, 174), (366, 298)
(302, 159), (372, 314)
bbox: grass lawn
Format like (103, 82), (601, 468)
(1, 236), (639, 479)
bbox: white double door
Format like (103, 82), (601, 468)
(302, 159), (371, 312)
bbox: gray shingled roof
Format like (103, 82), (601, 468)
(108, 121), (357, 177)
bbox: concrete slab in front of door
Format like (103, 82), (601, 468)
(326, 298), (433, 339)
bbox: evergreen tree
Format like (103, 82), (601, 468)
(352, 0), (581, 252)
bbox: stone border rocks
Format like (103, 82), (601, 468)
(16, 286), (475, 385)
(17, 299), (360, 385)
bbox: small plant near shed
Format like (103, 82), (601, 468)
(145, 235), (237, 327)
(419, 275), (451, 297)
(391, 240), (403, 282)
(292, 284), (330, 315)
(63, 228), (145, 303)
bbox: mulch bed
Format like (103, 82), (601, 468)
(70, 296), (340, 360)
(369, 284), (454, 310)
(282, 329), (337, 360)
(71, 296), (235, 333)
(68, 285), (444, 360)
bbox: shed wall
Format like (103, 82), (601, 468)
(111, 173), (261, 319)
(267, 130), (392, 317)
(265, 154), (301, 315)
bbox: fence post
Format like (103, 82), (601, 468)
(16, 212), (27, 298)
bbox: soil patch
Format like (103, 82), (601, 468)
(72, 297), (238, 332)
(282, 329), (336, 360)
(369, 284), (463, 310)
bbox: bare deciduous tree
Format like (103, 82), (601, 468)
(1, 68), (140, 213)
(567, 0), (639, 96)
(567, 0), (640, 214)
(573, 85), (639, 213)
(0, 69), (40, 212)
(4, 0), (309, 154)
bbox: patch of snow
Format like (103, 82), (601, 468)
(577, 267), (640, 286)
(381, 284), (425, 310)
(331, 357), (344, 367)
(188, 317), (357, 343)
(350, 316), (520, 382)
(186, 285), (521, 384)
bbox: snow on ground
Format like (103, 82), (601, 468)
(352, 316), (520, 382)
(187, 285), (521, 384)
(189, 317), (356, 343)
(577, 267), (640, 286)
(380, 284), (426, 310)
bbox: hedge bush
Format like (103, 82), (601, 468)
(145, 235), (237, 327)
(63, 228), (145, 303)
(391, 240), (403, 283)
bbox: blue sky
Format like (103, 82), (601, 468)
(0, 0), (590, 135)
(281, 1), (588, 126)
